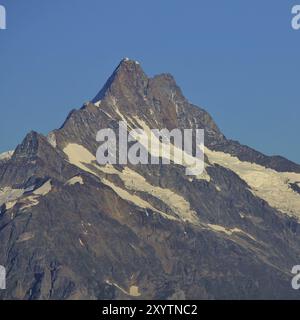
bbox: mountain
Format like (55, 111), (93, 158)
(0, 58), (300, 299)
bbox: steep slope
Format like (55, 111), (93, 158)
(0, 59), (300, 299)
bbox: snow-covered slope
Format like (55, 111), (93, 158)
(0, 150), (14, 161)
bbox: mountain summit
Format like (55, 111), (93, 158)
(0, 60), (300, 299)
(93, 58), (147, 103)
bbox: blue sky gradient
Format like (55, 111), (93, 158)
(0, 0), (299, 163)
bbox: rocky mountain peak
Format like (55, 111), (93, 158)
(13, 131), (44, 159)
(93, 58), (148, 103)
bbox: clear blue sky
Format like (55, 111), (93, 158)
(0, 0), (299, 163)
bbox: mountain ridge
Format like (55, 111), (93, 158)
(0, 59), (300, 299)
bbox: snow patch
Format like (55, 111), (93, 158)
(215, 185), (221, 192)
(47, 132), (57, 148)
(0, 187), (24, 207)
(66, 176), (84, 186)
(0, 181), (51, 210)
(94, 100), (102, 107)
(105, 280), (141, 297)
(0, 150), (14, 161)
(63, 144), (96, 175)
(132, 116), (210, 181)
(5, 201), (17, 210)
(19, 181), (51, 211)
(19, 196), (40, 210)
(63, 143), (199, 223)
(205, 148), (300, 218)
(208, 224), (256, 241)
(102, 178), (176, 221)
(63, 144), (176, 221)
(33, 180), (52, 196)
(129, 285), (140, 296)
(113, 166), (199, 223)
(17, 232), (35, 242)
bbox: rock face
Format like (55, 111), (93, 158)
(1, 58), (300, 299)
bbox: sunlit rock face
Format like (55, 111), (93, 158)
(0, 59), (300, 300)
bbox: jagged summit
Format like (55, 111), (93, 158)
(121, 57), (140, 65)
(115, 57), (142, 73)
(92, 58), (146, 102)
